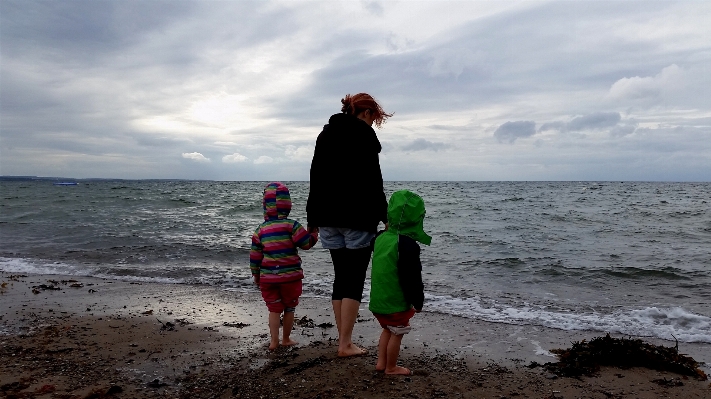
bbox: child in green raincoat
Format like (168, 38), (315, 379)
(369, 190), (431, 375)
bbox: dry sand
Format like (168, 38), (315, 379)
(1, 272), (709, 398)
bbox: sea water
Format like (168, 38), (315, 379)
(1, 180), (709, 344)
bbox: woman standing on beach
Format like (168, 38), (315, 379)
(306, 93), (392, 357)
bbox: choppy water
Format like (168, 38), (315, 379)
(1, 180), (710, 343)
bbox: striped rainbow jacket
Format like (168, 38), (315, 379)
(250, 182), (318, 284)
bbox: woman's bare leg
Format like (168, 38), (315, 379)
(334, 298), (367, 357)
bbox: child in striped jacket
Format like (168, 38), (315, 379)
(250, 182), (318, 350)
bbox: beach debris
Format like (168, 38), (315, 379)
(223, 321), (250, 328)
(142, 309), (154, 315)
(1, 378), (31, 392)
(31, 283), (61, 291)
(69, 282), (84, 288)
(107, 385), (123, 394)
(147, 378), (169, 388)
(526, 361), (542, 369)
(652, 377), (684, 387)
(157, 318), (175, 331)
(295, 316), (315, 328)
(284, 355), (327, 375)
(316, 322), (334, 328)
(174, 318), (192, 326)
(544, 334), (708, 380)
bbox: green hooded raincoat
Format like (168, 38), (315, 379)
(369, 190), (431, 315)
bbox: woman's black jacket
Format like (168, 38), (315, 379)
(306, 113), (388, 232)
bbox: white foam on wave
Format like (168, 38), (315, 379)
(0, 257), (89, 276)
(425, 293), (711, 343)
(0, 257), (184, 285)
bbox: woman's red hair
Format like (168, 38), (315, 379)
(341, 93), (393, 129)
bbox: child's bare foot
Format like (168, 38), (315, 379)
(385, 366), (412, 376)
(268, 340), (279, 350)
(337, 343), (367, 357)
(282, 338), (298, 347)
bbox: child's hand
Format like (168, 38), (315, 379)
(253, 275), (260, 285)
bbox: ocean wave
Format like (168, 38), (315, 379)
(424, 293), (711, 343)
(599, 266), (691, 280)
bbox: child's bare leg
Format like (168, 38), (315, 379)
(385, 333), (410, 375)
(268, 312), (281, 350)
(376, 328), (391, 371)
(281, 310), (297, 346)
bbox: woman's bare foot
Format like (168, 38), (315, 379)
(282, 338), (298, 347)
(268, 340), (279, 350)
(375, 364), (385, 372)
(385, 366), (412, 376)
(337, 343), (368, 357)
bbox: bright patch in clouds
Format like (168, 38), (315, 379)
(608, 64), (685, 101)
(182, 152), (210, 162)
(222, 153), (248, 163)
(189, 94), (246, 128)
(284, 146), (313, 161)
(253, 156), (274, 164)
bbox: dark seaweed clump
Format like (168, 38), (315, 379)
(543, 334), (707, 380)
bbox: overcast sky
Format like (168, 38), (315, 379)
(1, 1), (710, 181)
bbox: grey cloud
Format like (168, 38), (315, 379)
(568, 112), (621, 131)
(539, 112), (622, 133)
(401, 138), (449, 152)
(283, 1), (707, 120)
(494, 121), (536, 144)
(427, 124), (471, 131)
(362, 1), (384, 16)
(610, 123), (638, 137)
(133, 135), (193, 147)
(0, 1), (196, 64)
(538, 121), (565, 132)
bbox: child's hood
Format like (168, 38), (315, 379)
(262, 182), (291, 221)
(386, 190), (431, 245)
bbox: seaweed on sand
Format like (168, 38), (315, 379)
(543, 334), (707, 380)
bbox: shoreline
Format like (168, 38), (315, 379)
(2, 272), (709, 398)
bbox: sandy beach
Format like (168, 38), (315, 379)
(1, 272), (709, 398)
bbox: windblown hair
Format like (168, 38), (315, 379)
(340, 93), (393, 129)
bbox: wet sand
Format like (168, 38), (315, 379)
(1, 272), (709, 398)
